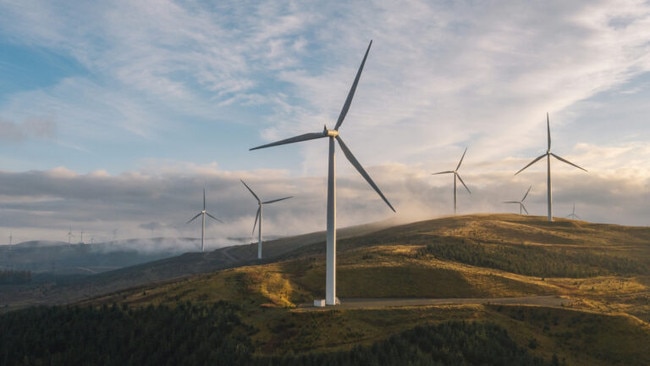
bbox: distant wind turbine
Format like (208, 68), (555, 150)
(503, 185), (532, 215)
(67, 226), (74, 244)
(433, 147), (471, 214)
(515, 113), (587, 222)
(241, 179), (292, 260)
(250, 40), (395, 306)
(187, 188), (223, 252)
(567, 203), (580, 220)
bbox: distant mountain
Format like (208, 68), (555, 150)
(0, 238), (199, 276)
(0, 219), (391, 307)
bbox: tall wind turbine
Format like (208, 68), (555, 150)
(515, 113), (587, 222)
(503, 185), (532, 215)
(250, 41), (395, 306)
(432, 147), (471, 214)
(241, 179), (292, 260)
(187, 188), (223, 252)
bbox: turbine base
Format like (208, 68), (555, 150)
(314, 298), (340, 307)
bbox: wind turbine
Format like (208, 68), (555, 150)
(241, 179), (292, 260)
(515, 113), (587, 222)
(250, 40), (395, 306)
(503, 185), (532, 215)
(567, 203), (580, 220)
(187, 188), (223, 252)
(67, 226), (74, 244)
(432, 147), (471, 214)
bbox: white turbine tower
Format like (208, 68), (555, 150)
(187, 188), (223, 252)
(432, 147), (471, 214)
(503, 185), (532, 215)
(515, 113), (587, 222)
(241, 179), (292, 260)
(250, 40), (395, 306)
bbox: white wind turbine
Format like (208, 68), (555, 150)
(567, 203), (580, 220)
(67, 226), (74, 244)
(250, 41), (395, 306)
(241, 179), (292, 260)
(432, 147), (471, 214)
(515, 113), (587, 222)
(187, 188), (223, 252)
(503, 185), (532, 215)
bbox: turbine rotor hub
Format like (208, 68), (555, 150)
(326, 129), (339, 137)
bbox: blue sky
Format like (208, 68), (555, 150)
(0, 0), (649, 247)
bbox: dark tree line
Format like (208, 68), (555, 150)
(259, 321), (558, 366)
(0, 270), (31, 285)
(0, 301), (254, 365)
(419, 240), (647, 278)
(0, 302), (559, 366)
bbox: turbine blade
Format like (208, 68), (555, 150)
(240, 179), (261, 203)
(205, 212), (223, 223)
(334, 40), (372, 131)
(456, 147), (468, 171)
(456, 173), (471, 194)
(252, 207), (260, 235)
(432, 170), (454, 175)
(263, 196), (293, 204)
(550, 153), (588, 172)
(515, 154), (546, 175)
(503, 201), (519, 204)
(336, 135), (395, 212)
(522, 204), (529, 215)
(203, 187), (206, 210)
(521, 185), (532, 201)
(250, 132), (326, 151)
(186, 213), (201, 224)
(547, 113), (551, 152)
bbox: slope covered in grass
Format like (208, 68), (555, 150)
(6, 214), (650, 365)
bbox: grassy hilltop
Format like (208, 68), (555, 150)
(2, 214), (650, 365)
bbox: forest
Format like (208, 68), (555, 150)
(0, 301), (558, 365)
(417, 238), (647, 278)
(0, 270), (31, 285)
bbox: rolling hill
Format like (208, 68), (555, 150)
(2, 214), (650, 365)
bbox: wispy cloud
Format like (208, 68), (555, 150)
(0, 116), (56, 142)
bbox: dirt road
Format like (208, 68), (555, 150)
(303, 295), (568, 309)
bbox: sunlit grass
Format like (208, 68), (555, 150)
(80, 213), (650, 364)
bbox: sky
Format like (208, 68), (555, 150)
(0, 0), (649, 249)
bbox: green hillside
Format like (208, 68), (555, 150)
(2, 214), (650, 365)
